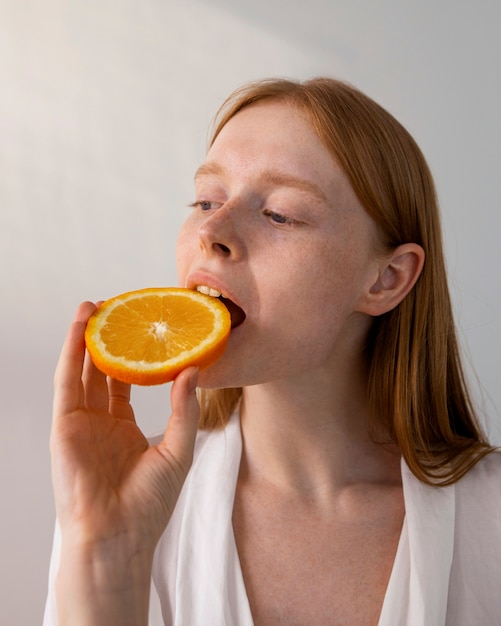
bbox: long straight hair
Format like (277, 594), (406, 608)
(197, 78), (494, 485)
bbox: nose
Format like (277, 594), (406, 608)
(198, 204), (245, 261)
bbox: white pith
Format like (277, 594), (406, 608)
(151, 321), (169, 339)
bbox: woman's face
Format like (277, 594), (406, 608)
(176, 101), (382, 389)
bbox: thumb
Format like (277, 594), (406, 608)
(159, 367), (200, 472)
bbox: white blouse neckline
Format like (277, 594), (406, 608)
(152, 411), (456, 625)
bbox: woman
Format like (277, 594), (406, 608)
(45, 78), (500, 625)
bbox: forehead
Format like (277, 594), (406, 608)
(203, 102), (356, 203)
(211, 101), (326, 160)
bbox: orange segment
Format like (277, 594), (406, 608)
(84, 287), (231, 385)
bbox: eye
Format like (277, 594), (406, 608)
(263, 209), (296, 225)
(189, 200), (221, 212)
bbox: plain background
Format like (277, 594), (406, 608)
(1, 1), (500, 623)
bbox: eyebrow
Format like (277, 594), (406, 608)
(194, 160), (329, 204)
(194, 161), (224, 180)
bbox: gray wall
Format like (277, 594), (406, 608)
(1, 1), (499, 623)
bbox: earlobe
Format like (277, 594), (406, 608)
(360, 243), (425, 316)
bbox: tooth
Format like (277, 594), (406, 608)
(196, 285), (222, 298)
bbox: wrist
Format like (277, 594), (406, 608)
(56, 533), (155, 626)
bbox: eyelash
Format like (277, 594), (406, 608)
(189, 201), (298, 226)
(189, 200), (218, 211)
(262, 209), (296, 225)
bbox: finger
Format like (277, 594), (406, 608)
(81, 298), (110, 409)
(53, 301), (97, 418)
(82, 349), (110, 411)
(108, 378), (135, 422)
(158, 367), (200, 470)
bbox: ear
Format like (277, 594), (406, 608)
(358, 243), (425, 316)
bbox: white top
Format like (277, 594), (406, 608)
(44, 412), (501, 625)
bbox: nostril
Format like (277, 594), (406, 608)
(214, 242), (231, 255)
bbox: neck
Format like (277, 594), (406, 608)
(239, 366), (401, 499)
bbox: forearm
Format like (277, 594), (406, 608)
(55, 538), (154, 626)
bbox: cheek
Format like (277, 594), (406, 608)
(275, 241), (369, 319)
(175, 225), (193, 283)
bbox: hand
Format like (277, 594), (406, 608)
(50, 300), (200, 567)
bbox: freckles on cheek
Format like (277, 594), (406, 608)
(175, 238), (190, 282)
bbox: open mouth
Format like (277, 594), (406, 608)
(219, 295), (246, 329)
(195, 285), (246, 329)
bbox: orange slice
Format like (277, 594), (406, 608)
(84, 287), (231, 385)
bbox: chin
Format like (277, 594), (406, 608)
(197, 358), (258, 390)
(197, 364), (237, 390)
